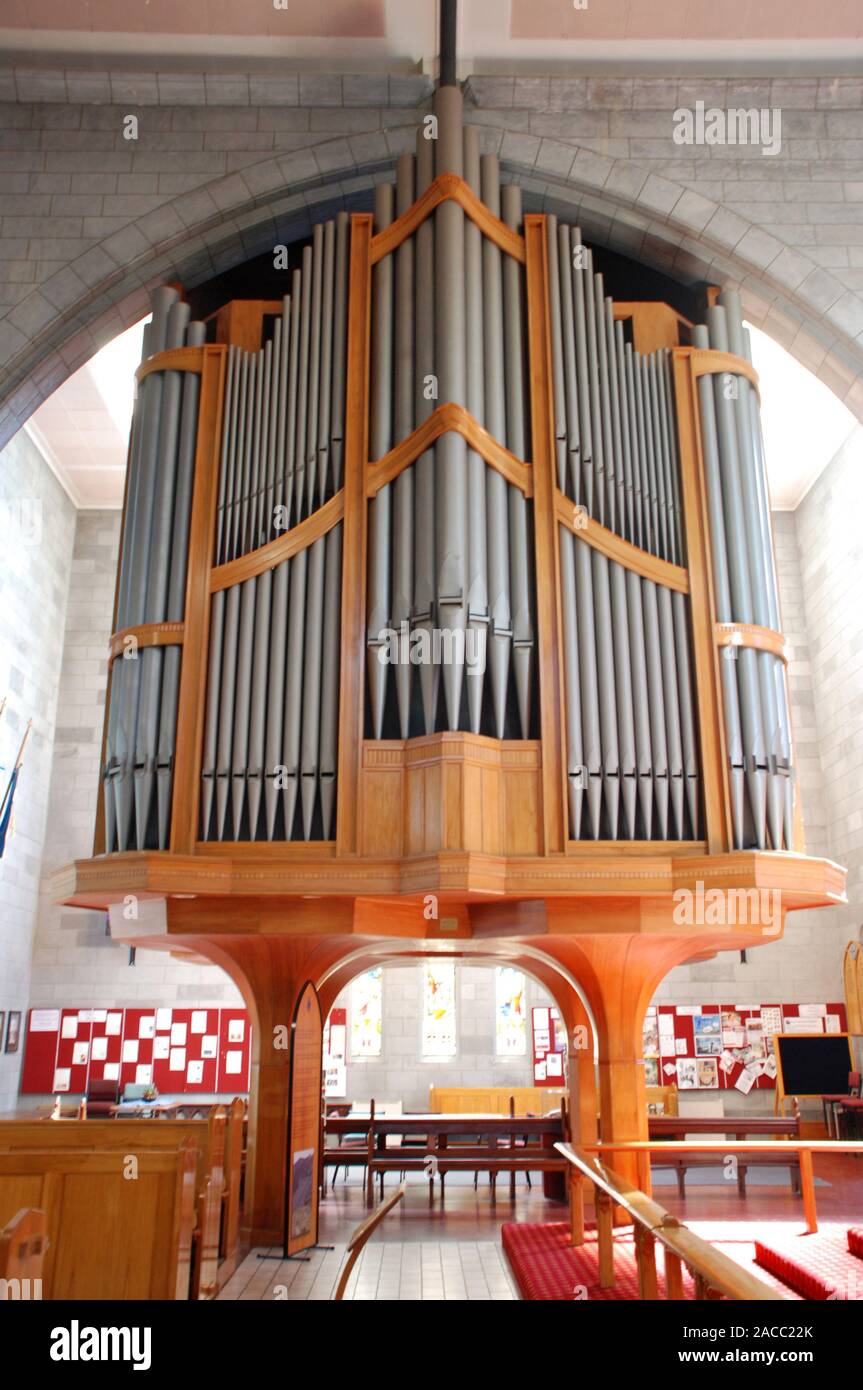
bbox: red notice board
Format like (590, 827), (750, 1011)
(217, 1009), (252, 1091)
(20, 1005), (253, 1095)
(646, 1001), (848, 1093)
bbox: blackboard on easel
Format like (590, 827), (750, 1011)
(773, 1033), (853, 1113)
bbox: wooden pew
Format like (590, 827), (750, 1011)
(0, 1207), (47, 1298)
(0, 1145), (196, 1299)
(220, 1098), (244, 1276)
(0, 1114), (227, 1298)
(648, 1114), (802, 1196)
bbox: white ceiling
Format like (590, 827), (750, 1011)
(26, 319), (145, 509)
(2, 0), (863, 72)
(25, 313), (853, 513)
(747, 323), (856, 510)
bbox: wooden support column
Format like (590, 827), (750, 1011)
(524, 215), (567, 856)
(671, 350), (731, 854)
(336, 213), (373, 856)
(171, 344), (227, 853)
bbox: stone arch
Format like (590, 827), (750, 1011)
(3, 126), (862, 448)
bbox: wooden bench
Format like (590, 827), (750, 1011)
(0, 1145), (196, 1298)
(0, 1207), (47, 1297)
(648, 1114), (802, 1197)
(0, 1110), (238, 1297)
(360, 1114), (567, 1204)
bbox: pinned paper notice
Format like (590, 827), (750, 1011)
(227, 1019), (245, 1044)
(546, 1053), (563, 1078)
(675, 1039), (687, 1055)
(135, 1065), (152, 1086)
(225, 1050), (243, 1075)
(825, 1014), (841, 1034)
(91, 1037), (108, 1062)
(153, 1037), (170, 1060)
(30, 1009), (60, 1032)
(534, 1061), (546, 1082)
(103, 1062), (119, 1082)
(61, 1015), (78, 1039)
(169, 1048), (186, 1072)
(191, 1011), (207, 1034)
(187, 1060), (204, 1084)
(92, 1010), (107, 1023)
(72, 1042), (89, 1066)
(121, 1040), (139, 1064)
(735, 1067), (756, 1095)
(105, 1013), (122, 1036)
(662, 1063), (677, 1077)
(201, 1036), (218, 1059)
(52, 1068), (71, 1092)
(156, 1008), (172, 1031)
(138, 1016), (155, 1040)
(719, 1050), (736, 1074)
(170, 1022), (187, 1046)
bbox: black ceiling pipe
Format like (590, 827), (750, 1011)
(439, 0), (457, 87)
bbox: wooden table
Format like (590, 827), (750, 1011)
(326, 1113), (566, 1205)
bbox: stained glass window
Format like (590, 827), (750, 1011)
(350, 968), (382, 1057)
(420, 961), (457, 1057)
(495, 967), (527, 1056)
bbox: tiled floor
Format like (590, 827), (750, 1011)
(219, 1239), (518, 1301)
(217, 1154), (863, 1301)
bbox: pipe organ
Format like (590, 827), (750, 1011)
(61, 36), (847, 1248)
(98, 85), (800, 862)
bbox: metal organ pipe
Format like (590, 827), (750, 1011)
(108, 92), (789, 858)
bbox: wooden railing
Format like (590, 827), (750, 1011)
(583, 1137), (863, 1234)
(332, 1180), (406, 1300)
(556, 1143), (785, 1301)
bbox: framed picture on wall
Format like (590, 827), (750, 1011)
(5, 1011), (21, 1053)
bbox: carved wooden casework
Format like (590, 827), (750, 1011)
(58, 180), (845, 1243)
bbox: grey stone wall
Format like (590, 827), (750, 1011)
(1, 72), (863, 450)
(331, 964), (556, 1113)
(26, 507), (241, 1042)
(0, 428), (76, 1109)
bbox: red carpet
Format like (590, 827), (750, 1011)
(501, 1220), (696, 1301)
(753, 1227), (863, 1300)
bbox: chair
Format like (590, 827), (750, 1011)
(85, 1077), (120, 1118)
(822, 1071), (861, 1137)
(329, 1098), (375, 1187)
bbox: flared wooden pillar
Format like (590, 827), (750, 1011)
(188, 935), (355, 1244)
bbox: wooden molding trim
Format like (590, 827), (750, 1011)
(171, 344), (228, 854)
(370, 173), (525, 266)
(366, 402), (532, 498)
(209, 490), (345, 592)
(108, 621), (184, 663)
(715, 622), (789, 664)
(554, 489), (690, 594)
(684, 347), (760, 396)
(336, 213), (373, 856)
(672, 351), (732, 854)
(613, 302), (690, 354)
(135, 346), (205, 382)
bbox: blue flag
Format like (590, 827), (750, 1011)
(0, 766), (18, 857)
